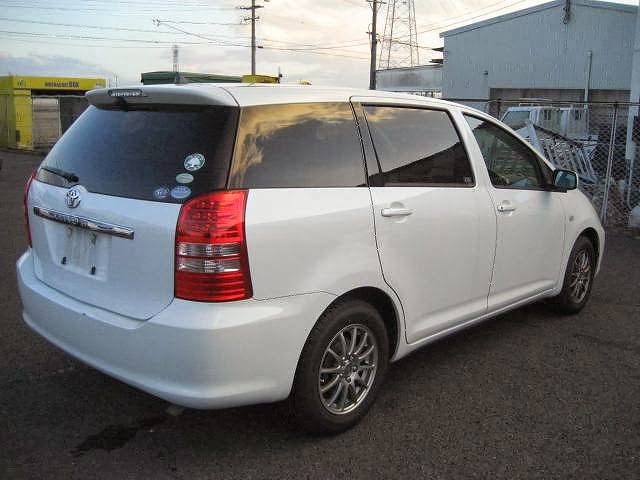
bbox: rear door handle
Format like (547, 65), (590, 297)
(381, 207), (413, 217)
(497, 203), (516, 213)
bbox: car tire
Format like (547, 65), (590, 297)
(291, 298), (389, 435)
(552, 236), (596, 314)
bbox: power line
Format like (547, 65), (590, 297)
(155, 20), (370, 58)
(265, 46), (369, 60)
(0, 16), (241, 34)
(0, 0), (237, 8)
(0, 14), (374, 54)
(147, 18), (368, 48)
(151, 19), (242, 26)
(0, 2), (235, 14)
(72, 0), (225, 6)
(0, 0), (382, 49)
(1, 28), (370, 60)
(342, 0), (368, 8)
(157, 22), (370, 59)
(0, 29), (227, 45)
(0, 35), (170, 49)
(397, 0), (534, 42)
(154, 21), (250, 47)
(0, 1), (524, 58)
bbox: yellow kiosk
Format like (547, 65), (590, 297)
(0, 75), (107, 150)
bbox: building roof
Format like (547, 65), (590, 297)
(375, 64), (442, 73)
(87, 83), (462, 109)
(140, 71), (241, 85)
(440, 0), (637, 37)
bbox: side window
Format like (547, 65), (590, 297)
(228, 102), (366, 188)
(363, 105), (474, 186)
(464, 114), (551, 188)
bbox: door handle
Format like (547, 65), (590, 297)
(497, 203), (516, 213)
(381, 207), (414, 217)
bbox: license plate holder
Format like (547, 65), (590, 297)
(60, 226), (110, 278)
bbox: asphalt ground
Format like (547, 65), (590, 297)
(1, 149), (639, 479)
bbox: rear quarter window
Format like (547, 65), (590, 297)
(228, 102), (366, 188)
(363, 105), (474, 186)
(37, 104), (238, 203)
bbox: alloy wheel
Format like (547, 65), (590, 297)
(318, 324), (378, 415)
(569, 249), (591, 303)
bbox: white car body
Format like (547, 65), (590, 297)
(17, 84), (604, 410)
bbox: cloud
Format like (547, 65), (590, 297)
(0, 53), (116, 81)
(7, 0), (615, 88)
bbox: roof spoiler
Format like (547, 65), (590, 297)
(86, 85), (238, 108)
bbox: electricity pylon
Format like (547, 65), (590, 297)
(378, 0), (420, 69)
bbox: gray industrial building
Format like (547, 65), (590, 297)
(373, 0), (640, 227)
(439, 0), (637, 103)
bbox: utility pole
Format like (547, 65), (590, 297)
(369, 0), (378, 90)
(172, 44), (179, 83)
(240, 0), (264, 75)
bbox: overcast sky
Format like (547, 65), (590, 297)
(0, 0), (637, 87)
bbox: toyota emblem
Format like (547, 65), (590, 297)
(65, 187), (81, 208)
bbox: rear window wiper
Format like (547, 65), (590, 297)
(40, 166), (79, 183)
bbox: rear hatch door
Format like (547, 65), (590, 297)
(27, 96), (238, 319)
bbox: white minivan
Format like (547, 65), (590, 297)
(17, 84), (604, 433)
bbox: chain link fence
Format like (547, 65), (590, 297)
(448, 98), (640, 228)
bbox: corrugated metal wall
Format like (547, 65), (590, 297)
(441, 1), (637, 100)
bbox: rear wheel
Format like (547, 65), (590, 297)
(552, 236), (596, 314)
(291, 299), (389, 434)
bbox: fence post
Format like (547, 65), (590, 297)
(601, 102), (619, 223)
(627, 106), (637, 209)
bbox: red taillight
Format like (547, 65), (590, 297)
(175, 190), (252, 302)
(23, 170), (36, 247)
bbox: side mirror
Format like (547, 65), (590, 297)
(553, 169), (578, 190)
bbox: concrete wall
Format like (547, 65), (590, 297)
(376, 65), (442, 93)
(489, 87), (630, 102)
(441, 0), (637, 100)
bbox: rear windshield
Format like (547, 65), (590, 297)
(37, 104), (238, 203)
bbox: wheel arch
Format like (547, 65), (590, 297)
(555, 225), (603, 297)
(579, 227), (600, 263)
(316, 286), (402, 360)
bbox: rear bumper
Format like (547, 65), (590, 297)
(17, 250), (333, 409)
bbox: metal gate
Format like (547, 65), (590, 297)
(32, 97), (61, 148)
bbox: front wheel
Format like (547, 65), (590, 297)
(291, 299), (389, 434)
(552, 236), (596, 314)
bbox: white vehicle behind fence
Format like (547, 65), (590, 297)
(502, 104), (595, 141)
(502, 104), (599, 184)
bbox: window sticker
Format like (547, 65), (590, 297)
(153, 186), (170, 200)
(184, 153), (205, 172)
(176, 173), (194, 184)
(170, 185), (191, 200)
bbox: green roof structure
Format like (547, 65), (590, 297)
(141, 71), (242, 85)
